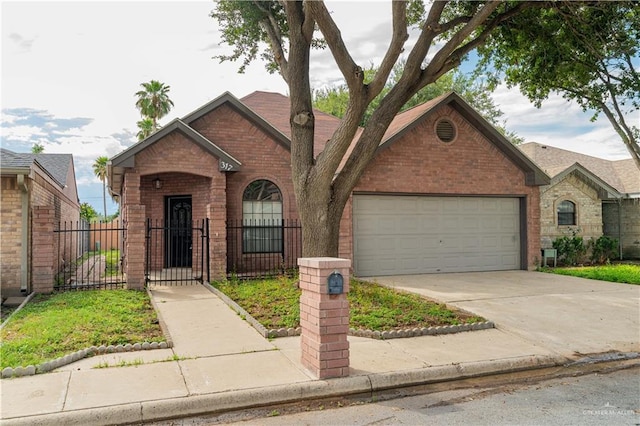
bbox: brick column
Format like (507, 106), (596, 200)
(208, 173), (227, 281)
(124, 204), (146, 290)
(32, 206), (55, 293)
(299, 257), (350, 379)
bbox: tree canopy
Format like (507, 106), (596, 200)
(212, 0), (638, 257)
(31, 143), (44, 153)
(92, 156), (109, 219)
(80, 202), (98, 223)
(313, 62), (523, 143)
(477, 1), (639, 165)
(134, 80), (174, 138)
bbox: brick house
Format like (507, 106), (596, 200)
(107, 91), (548, 286)
(520, 142), (640, 259)
(0, 149), (80, 296)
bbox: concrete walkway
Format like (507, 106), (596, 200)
(1, 272), (638, 425)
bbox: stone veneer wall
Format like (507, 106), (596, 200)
(539, 173), (602, 248)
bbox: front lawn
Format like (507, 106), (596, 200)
(213, 276), (484, 331)
(541, 264), (640, 284)
(0, 290), (164, 369)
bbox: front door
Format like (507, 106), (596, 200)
(166, 196), (192, 267)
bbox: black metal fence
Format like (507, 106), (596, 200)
(54, 220), (126, 291)
(145, 218), (210, 285)
(226, 219), (302, 278)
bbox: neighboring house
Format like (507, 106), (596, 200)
(520, 142), (640, 259)
(0, 148), (80, 296)
(107, 91), (548, 285)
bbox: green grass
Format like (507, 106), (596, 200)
(542, 264), (640, 284)
(213, 276), (484, 331)
(0, 290), (164, 369)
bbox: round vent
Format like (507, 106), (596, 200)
(436, 119), (456, 143)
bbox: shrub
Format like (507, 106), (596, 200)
(589, 235), (618, 264)
(552, 230), (586, 266)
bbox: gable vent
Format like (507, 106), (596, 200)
(436, 119), (456, 143)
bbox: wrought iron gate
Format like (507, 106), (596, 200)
(54, 220), (126, 291)
(145, 218), (210, 285)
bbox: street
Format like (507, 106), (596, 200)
(159, 365), (639, 426)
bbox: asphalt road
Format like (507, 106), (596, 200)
(158, 365), (640, 426)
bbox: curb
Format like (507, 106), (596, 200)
(0, 353), (573, 425)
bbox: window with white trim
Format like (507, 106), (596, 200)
(242, 180), (283, 253)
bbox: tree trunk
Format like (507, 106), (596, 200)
(102, 180), (107, 220)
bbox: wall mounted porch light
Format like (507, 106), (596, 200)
(153, 177), (162, 189)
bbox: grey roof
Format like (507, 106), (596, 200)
(520, 142), (639, 195)
(0, 148), (72, 188)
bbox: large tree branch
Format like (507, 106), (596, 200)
(306, 1), (361, 91)
(368, 2), (409, 101)
(255, 1), (290, 81)
(284, 1), (315, 184)
(558, 83), (640, 167)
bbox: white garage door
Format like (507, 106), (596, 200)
(353, 195), (521, 276)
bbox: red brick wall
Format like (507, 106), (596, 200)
(341, 105), (541, 269)
(1, 177), (23, 295)
(190, 104), (297, 221)
(190, 104), (298, 274)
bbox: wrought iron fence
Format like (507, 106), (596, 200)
(226, 219), (302, 278)
(145, 218), (210, 285)
(54, 220), (126, 291)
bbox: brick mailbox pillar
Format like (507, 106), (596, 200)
(298, 257), (350, 379)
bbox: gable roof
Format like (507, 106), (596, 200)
(0, 148), (74, 188)
(378, 92), (549, 186)
(108, 118), (243, 196)
(181, 91), (292, 151)
(240, 91), (343, 157)
(520, 142), (639, 196)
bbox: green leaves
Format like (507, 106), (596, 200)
(477, 1), (639, 162)
(134, 79), (174, 133)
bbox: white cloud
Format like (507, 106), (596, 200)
(1, 0), (634, 214)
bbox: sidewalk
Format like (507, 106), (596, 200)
(1, 274), (638, 425)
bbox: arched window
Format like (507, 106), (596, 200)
(557, 200), (576, 225)
(242, 180), (283, 253)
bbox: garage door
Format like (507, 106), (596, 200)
(353, 195), (521, 276)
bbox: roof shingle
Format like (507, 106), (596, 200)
(519, 142), (639, 194)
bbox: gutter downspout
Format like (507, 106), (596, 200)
(17, 174), (29, 293)
(618, 198), (623, 260)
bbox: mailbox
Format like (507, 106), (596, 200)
(327, 271), (344, 294)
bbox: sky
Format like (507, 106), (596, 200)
(1, 1), (636, 216)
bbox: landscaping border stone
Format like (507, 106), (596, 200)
(204, 283), (495, 340)
(1, 341), (170, 379)
(1, 288), (173, 379)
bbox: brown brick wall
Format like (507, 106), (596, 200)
(343, 105), (541, 270)
(190, 104), (297, 221)
(1, 171), (80, 295)
(118, 102), (544, 275)
(1, 177), (23, 295)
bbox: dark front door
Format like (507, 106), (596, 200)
(166, 196), (192, 267)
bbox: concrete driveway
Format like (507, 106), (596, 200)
(368, 271), (640, 358)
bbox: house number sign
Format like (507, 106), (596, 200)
(327, 271), (344, 295)
(219, 160), (235, 172)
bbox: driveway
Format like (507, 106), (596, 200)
(368, 271), (640, 358)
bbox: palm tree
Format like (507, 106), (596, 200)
(92, 156), (109, 220)
(31, 143), (44, 153)
(136, 118), (155, 141)
(135, 80), (174, 132)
